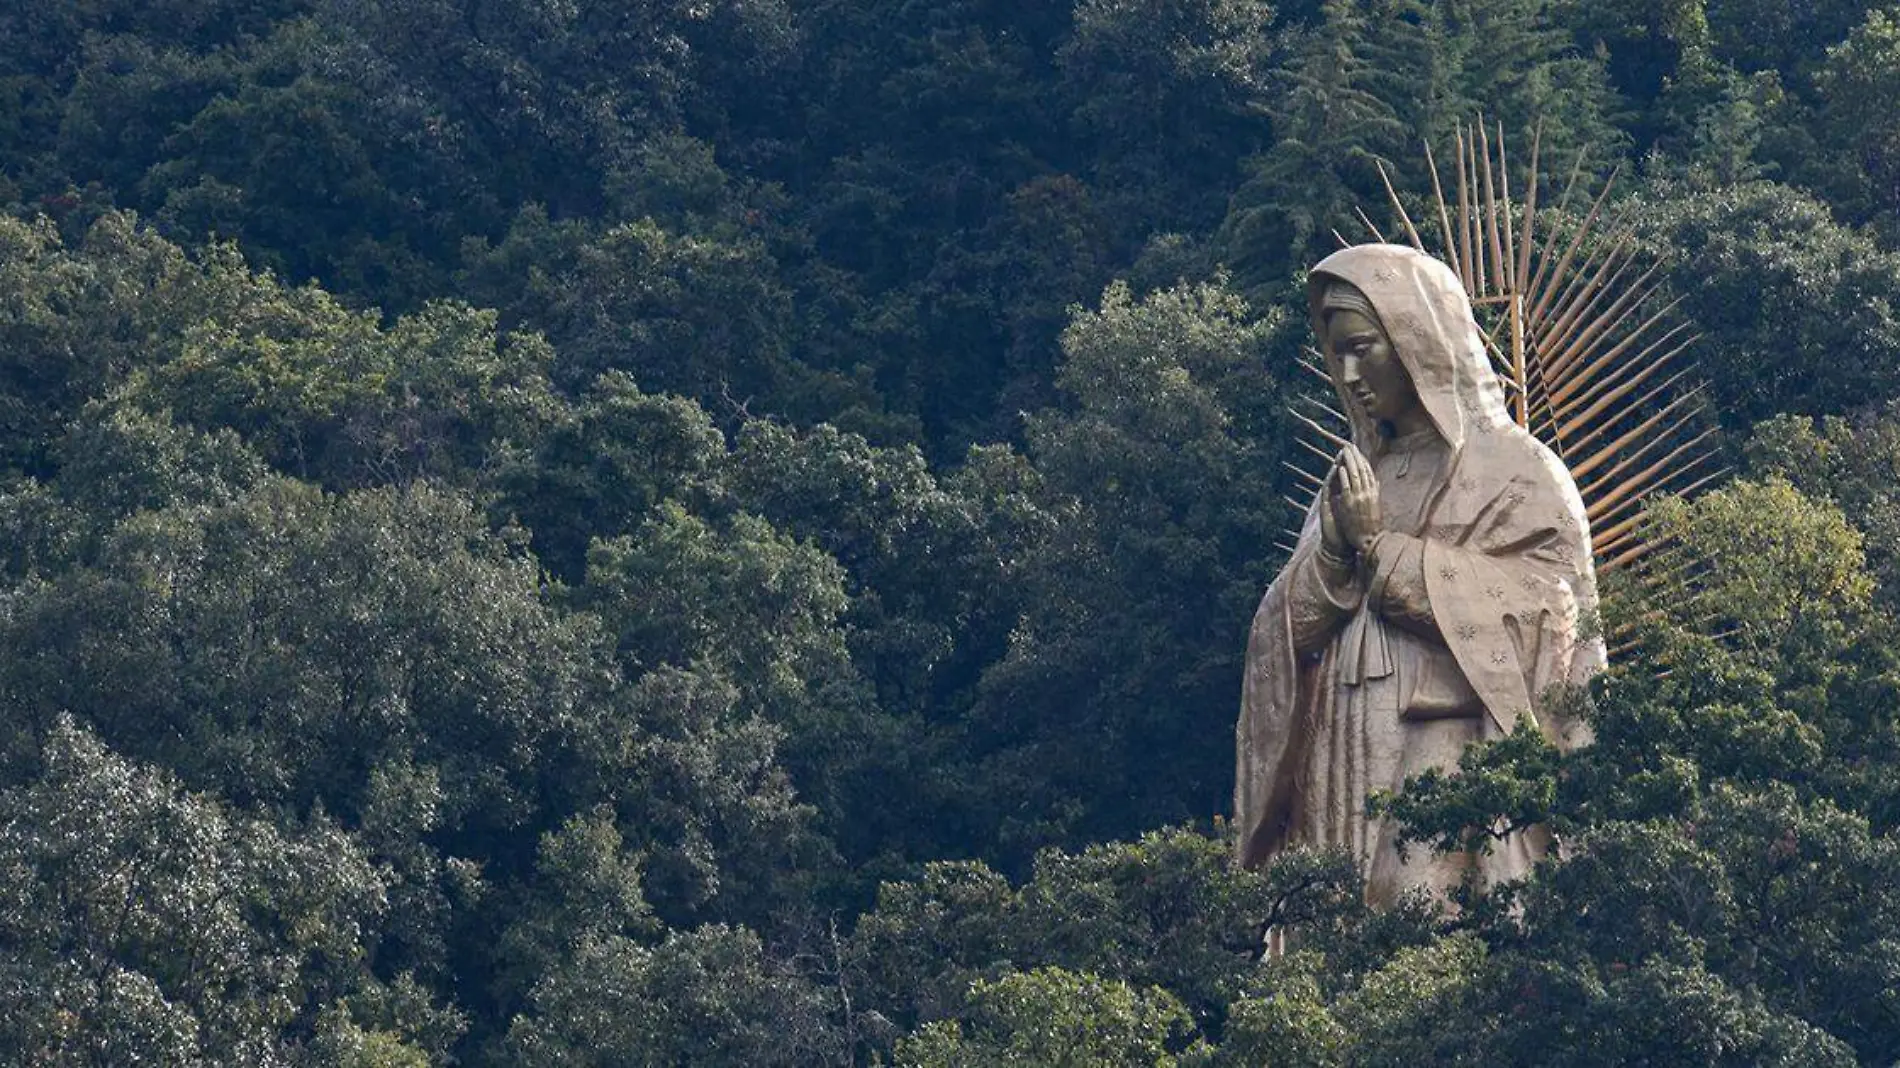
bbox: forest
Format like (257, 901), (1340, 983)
(3, 0), (1900, 1063)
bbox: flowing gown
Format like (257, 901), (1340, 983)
(1234, 244), (1601, 906)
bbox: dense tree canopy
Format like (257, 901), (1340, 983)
(4, 0), (1900, 1063)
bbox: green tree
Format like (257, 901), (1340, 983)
(1625, 176), (1900, 426)
(503, 925), (842, 1068)
(1056, 0), (1281, 244)
(0, 718), (431, 1066)
(722, 422), (1056, 869)
(1703, 0), (1871, 76)
(847, 827), (1383, 1059)
(894, 966), (1206, 1068)
(1216, 0), (1416, 290)
(490, 370), (728, 582)
(1811, 8), (1900, 230)
(0, 210), (558, 490)
(971, 278), (1289, 853)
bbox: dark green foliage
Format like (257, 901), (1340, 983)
(1703, 0), (1873, 77)
(1625, 177), (1900, 426)
(980, 278), (1293, 852)
(0, 717), (436, 1066)
(1217, 0), (1417, 291)
(1809, 9), (1900, 230)
(1056, 0), (1281, 246)
(5, 0), (1900, 1063)
(846, 828), (1385, 1058)
(894, 966), (1206, 1067)
(1217, 0), (1621, 294)
(503, 924), (843, 1067)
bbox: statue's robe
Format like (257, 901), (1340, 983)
(1235, 245), (1603, 904)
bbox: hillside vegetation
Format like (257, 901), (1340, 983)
(3, 1), (1900, 1063)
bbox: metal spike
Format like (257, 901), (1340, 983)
(1534, 231), (1636, 361)
(1479, 117), (1505, 299)
(1295, 390), (1349, 422)
(1531, 234), (1633, 367)
(1565, 379), (1706, 459)
(1425, 138), (1460, 274)
(1632, 557), (1700, 592)
(1674, 465), (1728, 499)
(1630, 553), (1704, 594)
(1541, 260), (1665, 384)
(1376, 161), (1425, 251)
(1591, 484), (1676, 538)
(1606, 507), (1713, 572)
(1456, 124), (1475, 292)
(1299, 347), (1336, 385)
(1296, 435), (1337, 464)
(1547, 307), (1692, 413)
(1291, 410), (1350, 448)
(1515, 120), (1542, 302)
(1353, 205), (1388, 244)
(1543, 268), (1671, 386)
(1566, 387), (1705, 480)
(1283, 460), (1326, 488)
(1557, 363), (1699, 445)
(1482, 330), (1514, 375)
(1593, 528), (1641, 561)
(1542, 317), (1687, 439)
(1588, 440), (1721, 525)
(1581, 425), (1720, 504)
(1498, 121), (1518, 296)
(1529, 164), (1623, 325)
(1526, 144), (1592, 303)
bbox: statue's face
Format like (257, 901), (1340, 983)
(1326, 309), (1420, 427)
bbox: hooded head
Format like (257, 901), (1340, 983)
(1307, 244), (1511, 455)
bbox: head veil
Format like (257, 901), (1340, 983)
(1307, 244), (1512, 458)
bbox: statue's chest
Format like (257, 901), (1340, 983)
(1375, 446), (1450, 533)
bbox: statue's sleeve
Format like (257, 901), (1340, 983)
(1285, 547), (1362, 653)
(1419, 453), (1598, 743)
(1363, 532), (1438, 639)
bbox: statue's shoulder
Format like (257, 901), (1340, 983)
(1479, 424), (1576, 486)
(1451, 424), (1587, 519)
(1482, 425), (1591, 527)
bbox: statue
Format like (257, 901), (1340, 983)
(1235, 243), (1603, 905)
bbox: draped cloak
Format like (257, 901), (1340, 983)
(1234, 244), (1604, 903)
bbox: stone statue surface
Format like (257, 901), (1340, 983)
(1235, 243), (1603, 905)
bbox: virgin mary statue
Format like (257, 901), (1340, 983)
(1235, 243), (1603, 904)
